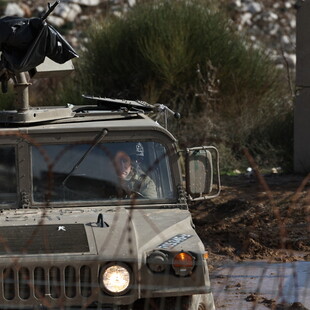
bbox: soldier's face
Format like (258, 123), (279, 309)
(119, 158), (132, 179)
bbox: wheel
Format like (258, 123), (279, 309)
(182, 294), (216, 310)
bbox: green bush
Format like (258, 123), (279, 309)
(60, 0), (292, 172)
(245, 108), (294, 172)
(0, 85), (15, 110)
(0, 0), (8, 11)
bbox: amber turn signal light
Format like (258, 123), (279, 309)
(173, 252), (194, 268)
(172, 252), (195, 276)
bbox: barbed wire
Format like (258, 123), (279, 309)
(0, 132), (308, 309)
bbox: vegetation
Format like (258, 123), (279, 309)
(55, 0), (294, 172)
(0, 85), (15, 110)
(0, 0), (8, 11)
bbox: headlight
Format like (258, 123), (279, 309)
(101, 263), (131, 295)
(147, 250), (169, 272)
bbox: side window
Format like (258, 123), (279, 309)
(0, 146), (17, 204)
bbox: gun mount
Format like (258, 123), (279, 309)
(0, 1), (184, 127)
(0, 0), (78, 123)
(0, 59), (75, 124)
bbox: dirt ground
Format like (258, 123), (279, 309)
(191, 173), (310, 265)
(191, 173), (310, 310)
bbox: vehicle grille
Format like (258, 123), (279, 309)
(2, 264), (94, 301)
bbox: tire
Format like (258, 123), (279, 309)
(182, 294), (216, 310)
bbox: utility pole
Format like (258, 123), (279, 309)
(295, 0), (310, 173)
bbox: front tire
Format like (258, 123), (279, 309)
(183, 294), (215, 310)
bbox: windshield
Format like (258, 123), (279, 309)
(0, 146), (17, 205)
(32, 141), (175, 203)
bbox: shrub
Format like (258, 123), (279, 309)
(60, 0), (292, 171)
(0, 84), (15, 110)
(245, 108), (294, 172)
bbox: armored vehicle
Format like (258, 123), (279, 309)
(0, 14), (220, 307)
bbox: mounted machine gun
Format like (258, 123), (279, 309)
(0, 1), (78, 122)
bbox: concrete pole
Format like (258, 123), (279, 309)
(294, 0), (310, 173)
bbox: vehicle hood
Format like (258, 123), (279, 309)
(0, 206), (203, 258)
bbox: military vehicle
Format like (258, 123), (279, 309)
(0, 66), (221, 310)
(0, 4), (220, 308)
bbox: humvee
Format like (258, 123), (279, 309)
(0, 60), (220, 309)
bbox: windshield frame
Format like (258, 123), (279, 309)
(29, 131), (180, 207)
(0, 143), (19, 208)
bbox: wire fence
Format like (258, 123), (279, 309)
(0, 132), (308, 310)
(208, 149), (310, 310)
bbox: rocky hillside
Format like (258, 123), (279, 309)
(0, 0), (296, 69)
(220, 0), (296, 69)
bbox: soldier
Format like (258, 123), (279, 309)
(114, 147), (157, 199)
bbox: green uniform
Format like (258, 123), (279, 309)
(124, 167), (157, 199)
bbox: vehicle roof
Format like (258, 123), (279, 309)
(0, 107), (177, 141)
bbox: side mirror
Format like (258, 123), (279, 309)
(185, 146), (221, 201)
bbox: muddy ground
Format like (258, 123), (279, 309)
(192, 173), (310, 263)
(191, 173), (310, 309)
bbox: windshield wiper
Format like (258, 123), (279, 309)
(62, 129), (108, 185)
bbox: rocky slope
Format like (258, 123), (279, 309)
(220, 0), (296, 69)
(0, 0), (296, 69)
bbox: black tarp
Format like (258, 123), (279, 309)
(0, 16), (78, 73)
